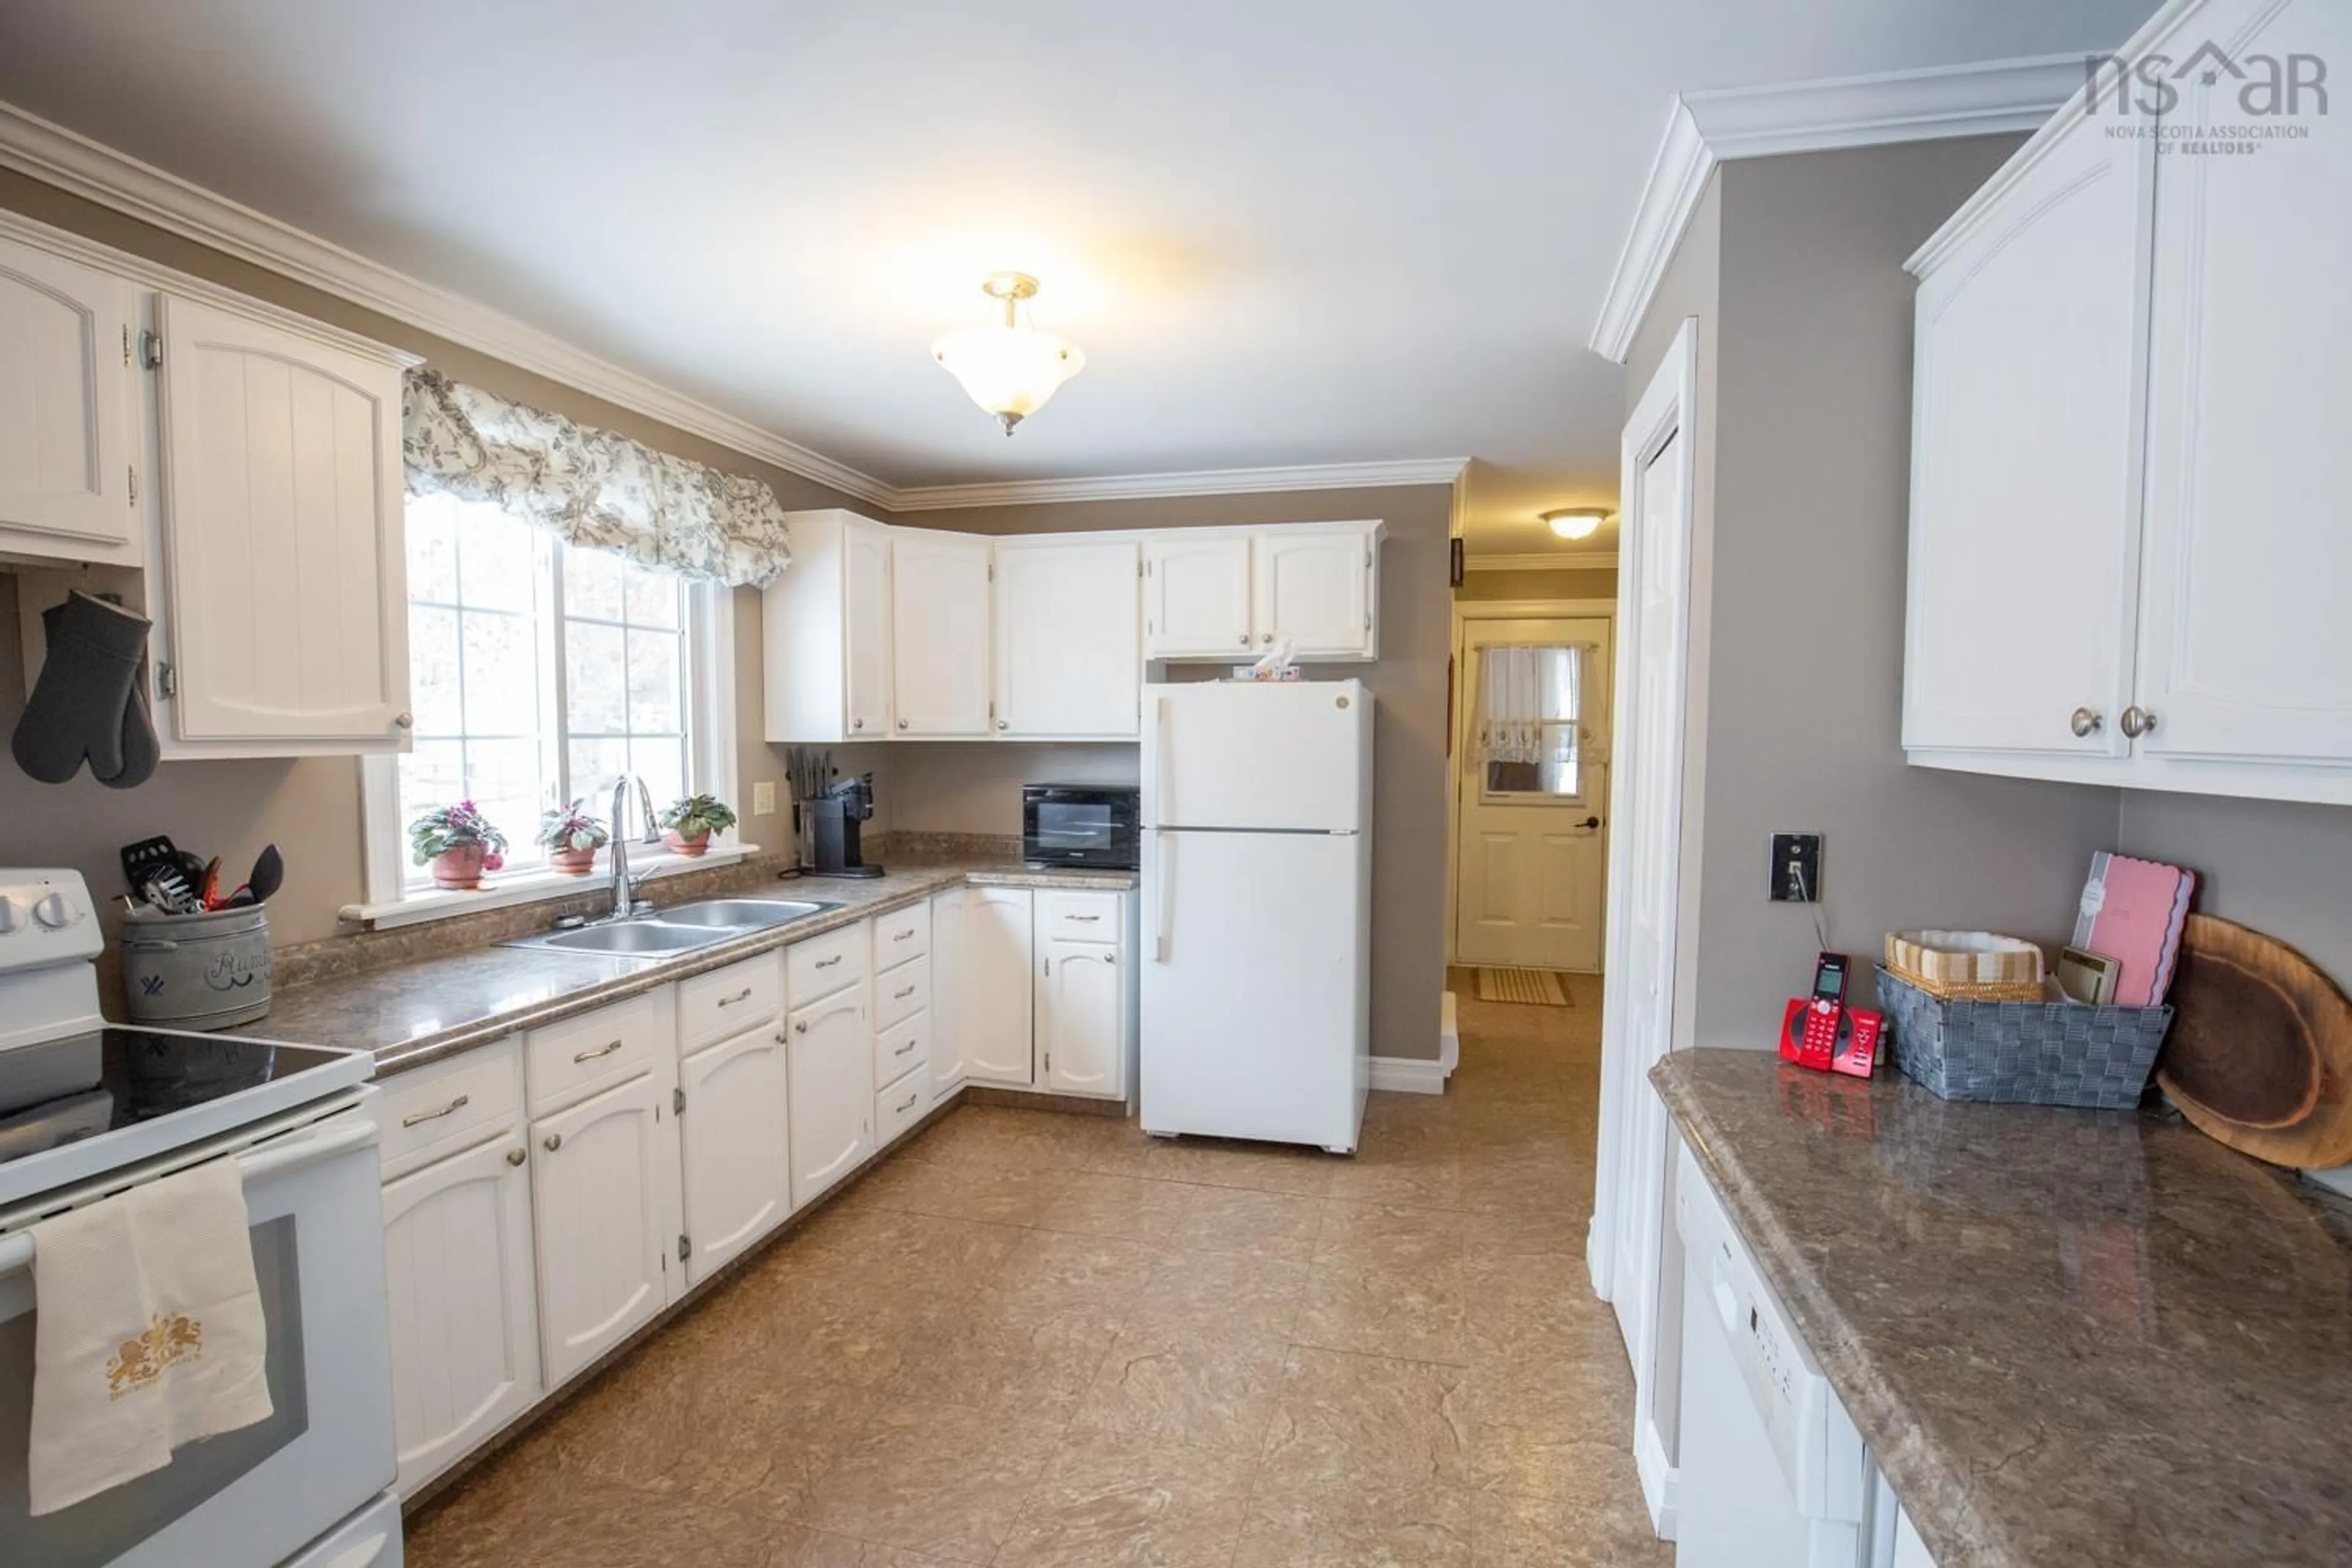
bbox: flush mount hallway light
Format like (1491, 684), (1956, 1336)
(932, 272), (1087, 435)
(1543, 507), (1611, 540)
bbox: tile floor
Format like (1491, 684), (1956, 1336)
(407, 972), (1668, 1567)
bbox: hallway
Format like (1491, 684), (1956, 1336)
(407, 974), (1665, 1566)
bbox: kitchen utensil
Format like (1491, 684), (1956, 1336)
(242, 844), (284, 905)
(119, 835), (179, 895)
(199, 856), (223, 911)
(2157, 913), (2352, 1169)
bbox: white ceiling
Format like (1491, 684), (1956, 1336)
(0, 1), (2153, 546)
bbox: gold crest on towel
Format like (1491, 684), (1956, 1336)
(104, 1313), (205, 1399)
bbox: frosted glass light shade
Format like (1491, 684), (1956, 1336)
(932, 324), (1086, 434)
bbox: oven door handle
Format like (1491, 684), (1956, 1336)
(0, 1113), (380, 1277)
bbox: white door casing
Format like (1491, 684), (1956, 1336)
(1453, 614), (1613, 971)
(0, 235), (134, 552)
(678, 1025), (791, 1286)
(1591, 318), (1699, 1539)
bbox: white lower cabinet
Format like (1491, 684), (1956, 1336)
(380, 1131), (539, 1498)
(927, 889), (969, 1097)
(1038, 938), (1123, 1096)
(788, 985), (875, 1208)
(963, 887), (1036, 1086)
(677, 1025), (791, 1287)
(529, 1065), (682, 1389)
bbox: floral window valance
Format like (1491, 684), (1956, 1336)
(402, 368), (793, 587)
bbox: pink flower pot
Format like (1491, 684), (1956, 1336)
(431, 845), (488, 890)
(551, 846), (598, 876)
(663, 829), (711, 858)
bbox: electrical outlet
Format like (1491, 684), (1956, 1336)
(1769, 832), (1822, 903)
(752, 781), (777, 816)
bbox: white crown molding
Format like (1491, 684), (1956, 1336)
(1586, 54), (2085, 363)
(888, 457), (1469, 511)
(0, 98), (899, 507)
(1463, 552), (1618, 573)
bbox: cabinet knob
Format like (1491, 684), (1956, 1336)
(393, 710), (414, 730)
(853, 717), (864, 731)
(1237, 635), (1249, 646)
(997, 718), (1009, 731)
(507, 1147), (527, 1167)
(1261, 633), (1273, 645)
(794, 1020), (809, 1035)
(2069, 706), (2103, 738)
(2120, 705), (2158, 739)
(542, 1133), (562, 1153)
(897, 718), (910, 731)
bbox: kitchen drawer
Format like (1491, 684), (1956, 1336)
(1038, 889), (1122, 944)
(787, 920), (870, 1008)
(378, 1038), (523, 1182)
(872, 900), (931, 970)
(526, 991), (665, 1116)
(874, 956), (930, 1032)
(873, 1009), (927, 1084)
(875, 1058), (933, 1147)
(677, 952), (783, 1055)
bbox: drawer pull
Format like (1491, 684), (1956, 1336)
(1066, 914), (1101, 922)
(896, 1090), (919, 1113)
(573, 1039), (625, 1063)
(893, 928), (916, 941)
(401, 1093), (470, 1128)
(895, 1039), (918, 1057)
(715, 987), (756, 1007)
(816, 954), (843, 969)
(894, 985), (917, 1001)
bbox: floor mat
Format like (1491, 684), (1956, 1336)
(1476, 967), (1571, 1006)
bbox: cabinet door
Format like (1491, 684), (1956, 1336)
(156, 295), (409, 745)
(1903, 119), (2153, 757)
(1039, 938), (1123, 1097)
(787, 988), (874, 1207)
(929, 889), (968, 1097)
(529, 1067), (680, 1387)
(679, 1026), (791, 1286)
(844, 520), (894, 739)
(964, 887), (1035, 1086)
(1254, 526), (1373, 659)
(891, 532), (993, 735)
(381, 1132), (540, 1496)
(995, 538), (1141, 737)
(1145, 533), (1254, 658)
(2134, 0), (2352, 766)
(0, 237), (134, 553)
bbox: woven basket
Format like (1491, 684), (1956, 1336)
(1882, 960), (2046, 1004)
(1884, 930), (2044, 993)
(1874, 967), (2171, 1109)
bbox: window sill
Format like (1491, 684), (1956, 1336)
(339, 843), (760, 930)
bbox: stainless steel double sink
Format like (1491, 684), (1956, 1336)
(500, 897), (840, 961)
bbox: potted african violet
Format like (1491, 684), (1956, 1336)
(409, 801), (508, 890)
(538, 799), (610, 876)
(658, 793), (737, 858)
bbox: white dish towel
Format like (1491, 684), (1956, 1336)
(26, 1158), (273, 1514)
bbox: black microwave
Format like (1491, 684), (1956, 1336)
(1022, 785), (1141, 871)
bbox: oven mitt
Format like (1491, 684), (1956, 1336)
(11, 591), (153, 785)
(102, 652), (162, 790)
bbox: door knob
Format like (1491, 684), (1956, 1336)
(2120, 705), (2158, 739)
(2070, 707), (2103, 738)
(1580, 815), (1602, 829)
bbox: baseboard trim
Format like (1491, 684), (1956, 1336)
(1369, 999), (1461, 1095)
(1637, 1419), (1681, 1542)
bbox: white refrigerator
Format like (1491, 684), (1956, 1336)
(1140, 679), (1373, 1154)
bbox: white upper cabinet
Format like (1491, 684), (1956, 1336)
(1904, 119), (2151, 760)
(2133, 0), (2352, 768)
(963, 887), (1036, 1087)
(155, 294), (409, 747)
(995, 536), (1141, 737)
(0, 233), (135, 561)
(1904, 0), (2352, 805)
(1145, 532), (1255, 657)
(1256, 525), (1376, 659)
(891, 530), (994, 736)
(763, 509), (893, 744)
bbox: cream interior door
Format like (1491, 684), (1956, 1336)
(1454, 618), (1611, 970)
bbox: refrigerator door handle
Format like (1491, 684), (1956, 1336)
(1153, 694), (1173, 827)
(1155, 832), (1173, 963)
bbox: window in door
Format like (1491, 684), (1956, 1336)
(1474, 643), (1592, 802)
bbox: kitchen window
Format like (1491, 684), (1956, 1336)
(355, 492), (739, 923)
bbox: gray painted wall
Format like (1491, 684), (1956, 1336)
(2117, 793), (2352, 984)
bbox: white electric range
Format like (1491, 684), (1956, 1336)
(0, 869), (401, 1568)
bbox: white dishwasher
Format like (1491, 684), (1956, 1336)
(1673, 1139), (1870, 1568)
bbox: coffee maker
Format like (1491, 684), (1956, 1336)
(807, 773), (883, 878)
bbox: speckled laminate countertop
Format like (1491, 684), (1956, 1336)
(1652, 1050), (2352, 1568)
(247, 860), (1134, 1077)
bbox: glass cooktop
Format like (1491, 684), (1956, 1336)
(0, 1027), (349, 1170)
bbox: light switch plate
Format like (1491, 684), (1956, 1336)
(752, 782), (777, 816)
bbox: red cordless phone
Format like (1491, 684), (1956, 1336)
(1781, 952), (1849, 1072)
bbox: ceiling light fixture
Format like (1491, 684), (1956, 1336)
(932, 271), (1086, 435)
(1542, 507), (1610, 541)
